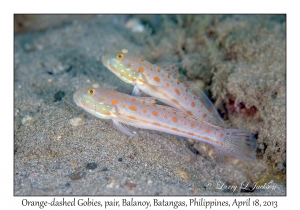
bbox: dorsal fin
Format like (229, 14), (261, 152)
(154, 62), (181, 80)
(183, 81), (224, 126)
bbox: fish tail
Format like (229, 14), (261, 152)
(223, 129), (258, 161)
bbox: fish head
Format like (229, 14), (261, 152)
(73, 84), (113, 119)
(102, 49), (139, 84)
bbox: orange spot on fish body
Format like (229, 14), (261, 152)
(152, 111), (158, 117)
(143, 109), (147, 113)
(157, 68), (161, 72)
(111, 99), (119, 105)
(171, 127), (180, 131)
(190, 101), (195, 107)
(172, 117), (178, 122)
(147, 73), (150, 76)
(184, 96), (187, 100)
(205, 129), (210, 133)
(154, 76), (160, 83)
(220, 133), (224, 137)
(141, 59), (144, 62)
(190, 123), (195, 128)
(166, 83), (169, 87)
(138, 78), (145, 83)
(174, 89), (180, 95)
(177, 79), (180, 84)
(121, 104), (126, 108)
(171, 99), (180, 105)
(200, 98), (206, 105)
(132, 98), (136, 101)
(129, 106), (137, 111)
(127, 115), (137, 120)
(138, 67), (144, 72)
(187, 111), (193, 116)
(197, 109), (200, 112)
(163, 115), (167, 119)
(102, 110), (111, 115)
(202, 113), (207, 118)
(152, 122), (161, 126)
(167, 73), (171, 78)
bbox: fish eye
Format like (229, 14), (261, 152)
(116, 53), (124, 60)
(87, 88), (95, 95)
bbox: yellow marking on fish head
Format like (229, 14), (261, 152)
(73, 86), (113, 119)
(102, 50), (140, 84)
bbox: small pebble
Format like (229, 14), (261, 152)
(125, 18), (144, 33)
(101, 167), (109, 171)
(124, 182), (136, 189)
(106, 180), (115, 188)
(54, 91), (65, 102)
(69, 117), (83, 126)
(21, 115), (34, 125)
(43, 57), (70, 75)
(28, 173), (38, 180)
(69, 171), (85, 181)
(194, 80), (205, 90)
(177, 169), (190, 180)
(200, 143), (208, 152)
(23, 43), (34, 51)
(86, 162), (97, 170)
(208, 149), (215, 159)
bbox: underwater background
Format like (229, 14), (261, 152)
(14, 14), (286, 195)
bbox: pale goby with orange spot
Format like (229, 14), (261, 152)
(102, 49), (224, 126)
(73, 84), (258, 162)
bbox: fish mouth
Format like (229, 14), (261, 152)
(101, 54), (109, 69)
(73, 91), (82, 107)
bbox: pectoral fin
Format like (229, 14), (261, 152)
(112, 119), (137, 137)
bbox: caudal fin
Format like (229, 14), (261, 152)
(223, 129), (258, 161)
